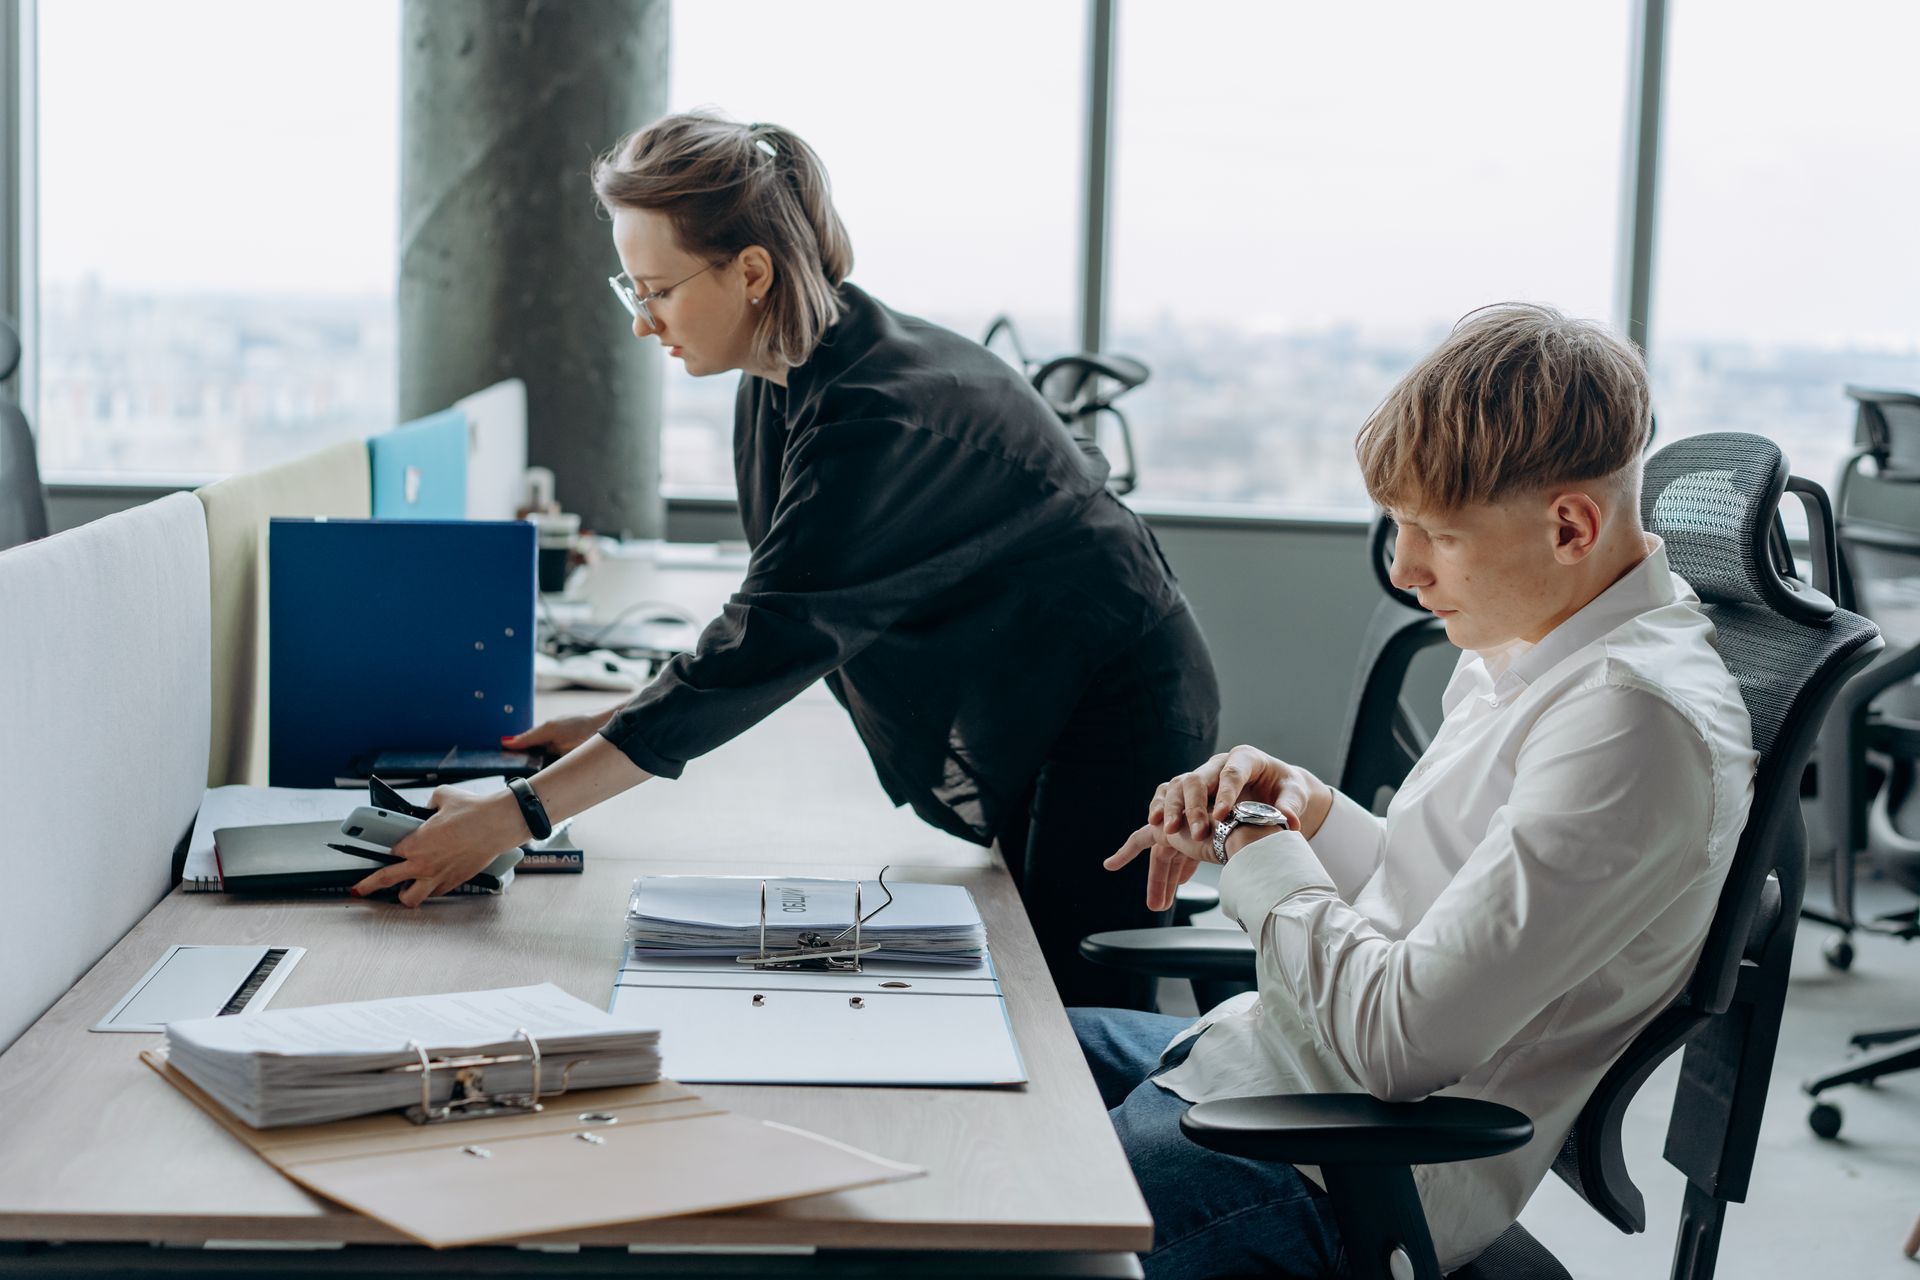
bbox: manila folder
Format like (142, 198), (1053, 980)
(141, 1048), (921, 1248)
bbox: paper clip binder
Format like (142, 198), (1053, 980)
(395, 1028), (586, 1125)
(733, 871), (890, 973)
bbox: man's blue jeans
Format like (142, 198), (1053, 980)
(1070, 1007), (1347, 1279)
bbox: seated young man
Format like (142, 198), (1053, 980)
(1084, 304), (1758, 1279)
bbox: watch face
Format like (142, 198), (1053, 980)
(1234, 801), (1285, 824)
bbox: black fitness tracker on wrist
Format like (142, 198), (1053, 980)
(506, 776), (553, 841)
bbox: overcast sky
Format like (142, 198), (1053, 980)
(34, 0), (1920, 348)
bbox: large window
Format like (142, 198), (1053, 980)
(1648, 0), (1920, 494)
(1109, 1), (1633, 513)
(660, 0), (1084, 490)
(35, 0), (398, 478)
(22, 2), (1915, 511)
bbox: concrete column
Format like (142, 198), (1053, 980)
(400, 0), (668, 537)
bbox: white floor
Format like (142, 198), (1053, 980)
(1165, 872), (1920, 1278)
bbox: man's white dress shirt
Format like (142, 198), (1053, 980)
(1154, 541), (1757, 1270)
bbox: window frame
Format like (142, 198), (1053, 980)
(2, 0), (36, 420)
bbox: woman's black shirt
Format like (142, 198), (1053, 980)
(602, 283), (1186, 844)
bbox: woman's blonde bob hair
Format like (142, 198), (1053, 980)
(1355, 303), (1653, 513)
(592, 112), (853, 371)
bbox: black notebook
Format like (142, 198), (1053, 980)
(210, 822), (520, 896)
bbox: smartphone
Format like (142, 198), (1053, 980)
(338, 806), (425, 850)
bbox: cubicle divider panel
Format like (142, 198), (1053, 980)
(0, 493), (212, 1052)
(454, 378), (528, 521)
(195, 441), (372, 787)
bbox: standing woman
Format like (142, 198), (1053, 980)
(353, 113), (1219, 1009)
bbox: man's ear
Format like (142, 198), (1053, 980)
(1548, 489), (1605, 564)
(738, 246), (776, 301)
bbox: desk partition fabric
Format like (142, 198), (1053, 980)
(267, 518), (536, 788)
(0, 493), (211, 1052)
(368, 409), (468, 520)
(195, 441), (371, 787)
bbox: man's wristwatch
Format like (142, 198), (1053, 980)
(506, 776), (553, 841)
(1212, 800), (1290, 864)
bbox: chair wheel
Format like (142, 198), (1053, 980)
(1809, 1101), (1843, 1139)
(1823, 936), (1855, 971)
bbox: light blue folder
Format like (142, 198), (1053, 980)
(267, 517), (535, 788)
(369, 409), (468, 519)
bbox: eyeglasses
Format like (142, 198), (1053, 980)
(607, 259), (725, 331)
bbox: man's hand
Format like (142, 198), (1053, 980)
(350, 787), (529, 907)
(1104, 745), (1338, 912)
(1150, 745), (1330, 842)
(501, 704), (620, 757)
(1104, 819), (1215, 913)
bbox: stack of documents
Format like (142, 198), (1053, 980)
(164, 984), (660, 1128)
(626, 875), (986, 963)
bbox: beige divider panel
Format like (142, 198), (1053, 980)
(0, 493), (212, 1051)
(196, 442), (371, 787)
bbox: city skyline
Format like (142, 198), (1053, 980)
(37, 275), (1913, 524)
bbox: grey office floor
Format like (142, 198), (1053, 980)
(1165, 870), (1920, 1278)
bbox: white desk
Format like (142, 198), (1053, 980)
(0, 563), (1153, 1276)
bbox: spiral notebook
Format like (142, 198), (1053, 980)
(181, 780), (504, 891)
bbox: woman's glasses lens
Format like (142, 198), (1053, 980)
(608, 274), (653, 328)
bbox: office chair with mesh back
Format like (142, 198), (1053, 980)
(982, 314), (1146, 494)
(1803, 386), (1920, 971)
(1336, 514), (1453, 814)
(1088, 434), (1881, 1279)
(0, 318), (50, 552)
(1801, 387), (1920, 1137)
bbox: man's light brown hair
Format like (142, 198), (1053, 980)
(1355, 303), (1652, 513)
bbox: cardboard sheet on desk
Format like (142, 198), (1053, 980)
(140, 1048), (922, 1248)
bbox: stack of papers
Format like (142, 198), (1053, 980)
(165, 984), (660, 1128)
(626, 875), (985, 964)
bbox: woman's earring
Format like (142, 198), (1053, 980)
(750, 297), (761, 306)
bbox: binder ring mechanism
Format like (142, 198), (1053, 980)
(394, 1028), (585, 1125)
(734, 866), (894, 973)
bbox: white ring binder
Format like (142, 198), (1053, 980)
(733, 872), (891, 972)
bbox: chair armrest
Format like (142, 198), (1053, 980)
(1034, 351), (1150, 391)
(1867, 712), (1920, 759)
(1180, 1093), (1533, 1166)
(1173, 879), (1220, 924)
(1078, 927), (1255, 981)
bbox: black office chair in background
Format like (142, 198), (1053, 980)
(1800, 386), (1920, 1136)
(0, 317), (50, 553)
(1080, 511), (1451, 1011)
(1335, 513), (1452, 814)
(1087, 434), (1881, 1279)
(983, 314), (1147, 494)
